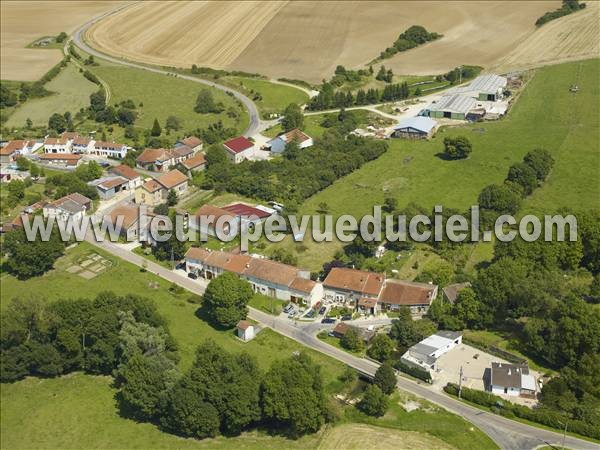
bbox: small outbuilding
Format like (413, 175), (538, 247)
(392, 117), (438, 139)
(236, 320), (255, 341)
(267, 128), (313, 154)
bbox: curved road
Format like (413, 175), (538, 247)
(82, 234), (597, 450)
(71, 5), (262, 137)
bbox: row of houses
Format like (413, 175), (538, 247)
(184, 248), (438, 313)
(44, 132), (129, 159)
(135, 136), (204, 172)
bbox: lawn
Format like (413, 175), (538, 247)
(5, 63), (98, 128)
(0, 242), (497, 449)
(248, 293), (287, 315)
(223, 76), (309, 118)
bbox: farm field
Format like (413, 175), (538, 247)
(0, 1), (121, 81)
(491, 1), (600, 74)
(87, 1), (559, 83)
(0, 242), (496, 450)
(5, 63), (98, 128)
(265, 59), (599, 269)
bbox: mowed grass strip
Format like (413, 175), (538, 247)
(5, 64), (98, 127)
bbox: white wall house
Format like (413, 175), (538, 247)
(223, 136), (256, 163)
(268, 128), (313, 154)
(92, 141), (128, 158)
(490, 363), (537, 397)
(44, 137), (71, 153)
(401, 331), (462, 373)
(42, 193), (91, 225)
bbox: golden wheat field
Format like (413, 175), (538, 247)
(0, 1), (121, 81)
(84, 0), (579, 82)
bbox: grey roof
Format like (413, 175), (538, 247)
(429, 94), (476, 114)
(394, 116), (438, 133)
(435, 330), (462, 340)
(468, 74), (507, 94)
(442, 282), (471, 303)
(491, 362), (529, 389)
(56, 199), (86, 214)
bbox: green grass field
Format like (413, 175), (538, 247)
(302, 60), (599, 217)
(90, 62), (248, 136)
(223, 77), (309, 118)
(5, 64), (98, 128)
(0, 242), (496, 449)
(269, 60), (599, 269)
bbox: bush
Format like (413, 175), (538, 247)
(357, 385), (389, 417)
(392, 360), (432, 383)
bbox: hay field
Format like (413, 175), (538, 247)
(87, 1), (561, 82)
(86, 1), (286, 69)
(491, 1), (600, 73)
(0, 1), (121, 81)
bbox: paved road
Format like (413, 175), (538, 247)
(71, 5), (263, 137)
(83, 234), (597, 450)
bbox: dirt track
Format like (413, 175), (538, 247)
(85, 1), (572, 82)
(0, 1), (121, 81)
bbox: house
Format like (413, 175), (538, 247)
(331, 322), (375, 343)
(184, 248), (321, 306)
(109, 164), (143, 190)
(179, 153), (206, 175)
(267, 128), (313, 154)
(38, 153), (82, 167)
(156, 169), (188, 197)
(191, 204), (239, 238)
(177, 136), (203, 153)
(171, 145), (195, 164)
(442, 282), (471, 304)
(42, 193), (92, 224)
(378, 280), (438, 315)
(135, 179), (163, 206)
(71, 136), (95, 154)
(236, 320), (255, 341)
(134, 169), (188, 206)
(0, 142), (20, 164)
(322, 267), (384, 307)
(136, 148), (176, 172)
(92, 141), (128, 159)
(105, 203), (141, 241)
(401, 331), (462, 373)
(489, 363), (537, 398)
(88, 176), (129, 200)
(392, 117), (438, 139)
(223, 136), (255, 163)
(221, 202), (274, 226)
(427, 94), (477, 120)
(1, 140), (42, 162)
(44, 137), (71, 153)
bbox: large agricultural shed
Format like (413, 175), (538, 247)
(392, 117), (438, 139)
(427, 94), (477, 120)
(453, 74), (508, 101)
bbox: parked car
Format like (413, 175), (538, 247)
(288, 310), (297, 319)
(305, 309), (316, 318)
(187, 272), (197, 279)
(341, 315), (352, 321)
(319, 306), (326, 315)
(321, 317), (336, 324)
(283, 304), (294, 314)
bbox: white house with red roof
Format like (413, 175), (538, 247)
(44, 136), (71, 154)
(223, 136), (256, 163)
(267, 128), (313, 154)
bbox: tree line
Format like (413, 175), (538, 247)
(377, 25), (442, 61)
(202, 129), (388, 205)
(308, 80), (410, 110)
(536, 0), (586, 26)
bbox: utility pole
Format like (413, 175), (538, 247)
(562, 421), (568, 450)
(458, 365), (463, 399)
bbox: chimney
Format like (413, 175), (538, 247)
(507, 369), (511, 375)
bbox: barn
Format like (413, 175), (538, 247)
(392, 117), (438, 139)
(428, 94), (477, 120)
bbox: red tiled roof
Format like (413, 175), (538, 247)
(111, 164), (140, 180)
(181, 136), (202, 148)
(290, 277), (316, 294)
(94, 141), (125, 151)
(323, 268), (384, 296)
(281, 128), (311, 143)
(156, 169), (187, 189)
(237, 320), (252, 331)
(142, 179), (163, 193)
(181, 153), (206, 170)
(39, 153), (81, 161)
(44, 137), (69, 146)
(223, 136), (254, 154)
(379, 280), (437, 306)
(98, 176), (128, 190)
(222, 203), (271, 219)
(2, 140), (25, 154)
